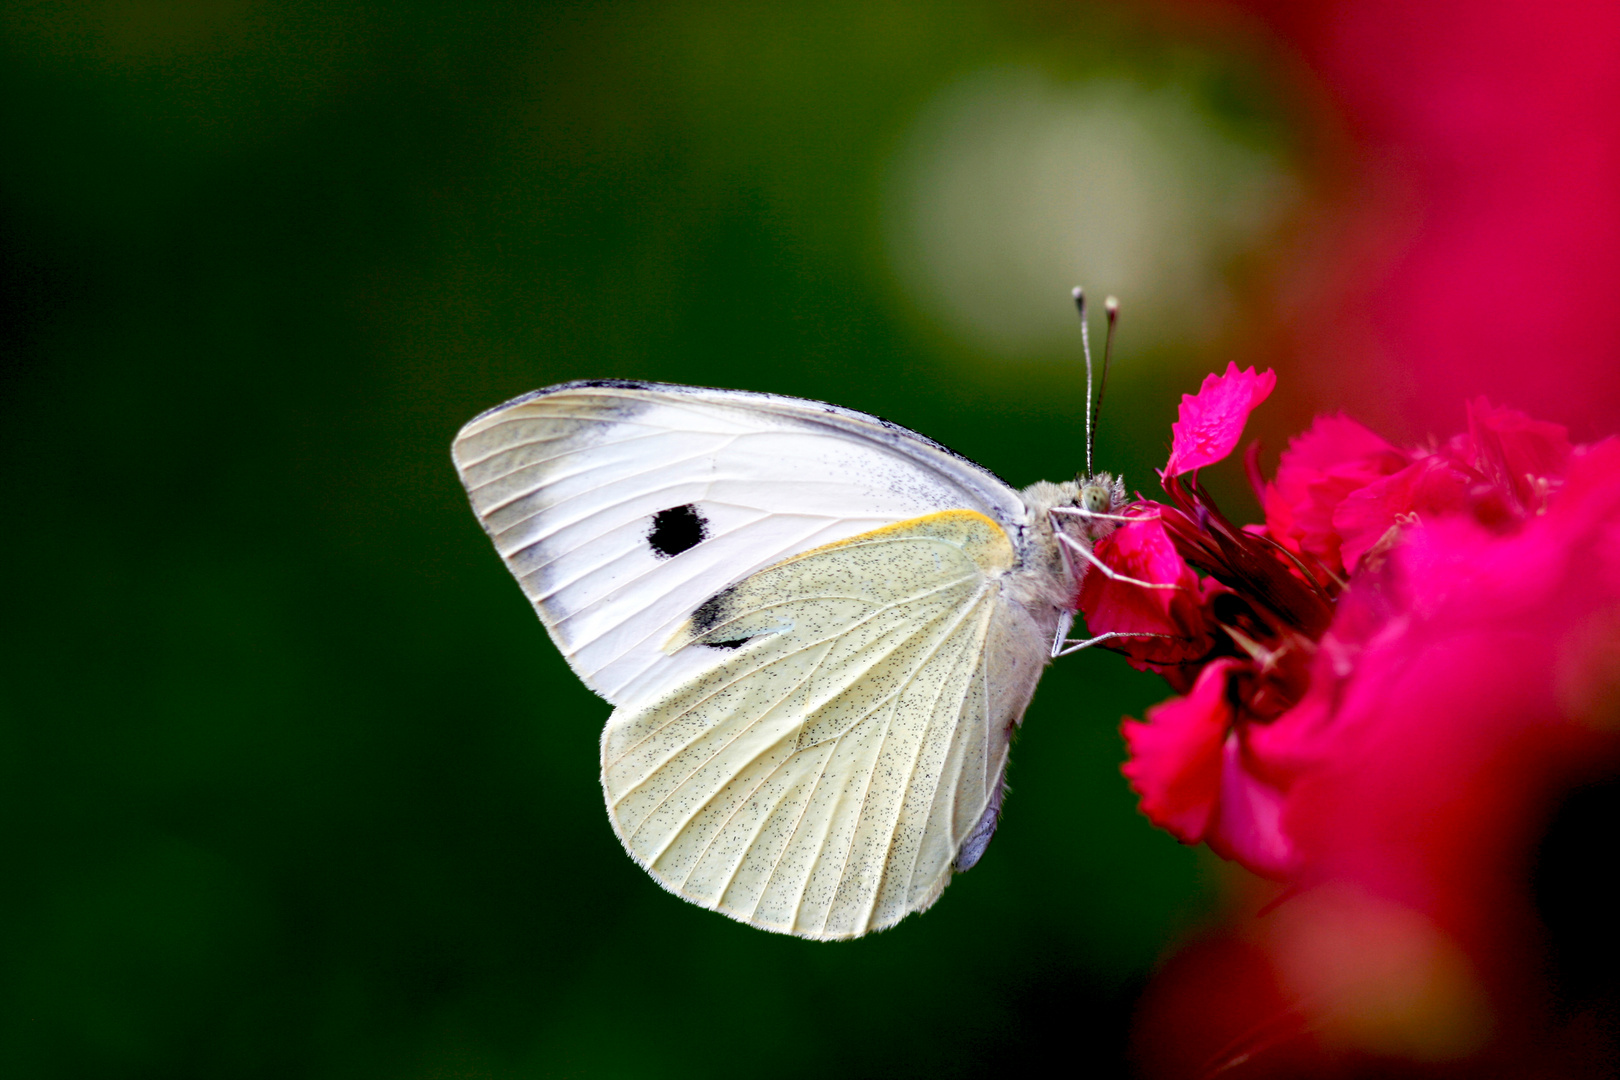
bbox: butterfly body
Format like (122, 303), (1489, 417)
(453, 380), (1124, 938)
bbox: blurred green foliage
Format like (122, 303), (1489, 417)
(1, 2), (1297, 1076)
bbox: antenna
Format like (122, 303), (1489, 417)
(1073, 287), (1094, 477)
(1088, 296), (1119, 480)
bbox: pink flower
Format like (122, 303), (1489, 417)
(1087, 367), (1616, 872)
(1120, 658), (1239, 846)
(1075, 512), (1223, 680)
(1086, 364), (1620, 1072)
(1114, 2), (1620, 1071)
(1088, 364), (1326, 871)
(1120, 658), (1296, 874)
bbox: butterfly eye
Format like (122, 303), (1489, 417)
(648, 504), (708, 558)
(1080, 483), (1112, 515)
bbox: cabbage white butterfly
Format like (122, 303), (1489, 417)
(452, 293), (1146, 939)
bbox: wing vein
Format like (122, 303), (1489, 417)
(479, 439), (739, 519)
(858, 593), (993, 934)
(750, 740), (841, 927)
(611, 593), (971, 817)
(676, 746), (805, 899)
(632, 646), (832, 862)
(547, 516), (839, 638)
(815, 583), (990, 937)
(461, 425), (676, 477)
(602, 575), (977, 770)
(889, 596), (997, 921)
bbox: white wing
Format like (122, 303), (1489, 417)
(601, 510), (1053, 939)
(452, 381), (1029, 709)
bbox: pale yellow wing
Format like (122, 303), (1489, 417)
(600, 510), (1039, 940)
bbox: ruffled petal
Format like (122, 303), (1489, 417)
(1461, 398), (1573, 517)
(1078, 509), (1219, 669)
(1121, 658), (1243, 844)
(1263, 414), (1408, 574)
(1332, 456), (1471, 571)
(1164, 363), (1278, 478)
(1208, 732), (1296, 877)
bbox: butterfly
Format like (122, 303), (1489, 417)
(451, 294), (1148, 939)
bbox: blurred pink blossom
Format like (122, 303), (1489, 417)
(1202, 0), (1620, 439)
(1084, 365), (1620, 1074)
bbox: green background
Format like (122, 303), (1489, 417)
(1, 3), (1299, 1076)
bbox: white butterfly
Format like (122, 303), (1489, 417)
(451, 301), (1143, 939)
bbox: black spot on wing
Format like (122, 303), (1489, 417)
(648, 504), (708, 559)
(688, 583), (754, 650)
(689, 584), (736, 634)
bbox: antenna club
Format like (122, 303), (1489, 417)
(1089, 292), (1122, 478)
(1075, 285), (1095, 477)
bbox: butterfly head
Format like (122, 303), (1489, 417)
(1022, 472), (1130, 601)
(1025, 471), (1128, 549)
(1072, 471), (1128, 541)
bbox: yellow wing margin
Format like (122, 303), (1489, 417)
(600, 510), (1018, 939)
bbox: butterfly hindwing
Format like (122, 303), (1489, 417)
(600, 510), (1047, 939)
(451, 381), (1029, 710)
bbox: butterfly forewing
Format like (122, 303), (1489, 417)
(600, 510), (1034, 939)
(451, 382), (1028, 710)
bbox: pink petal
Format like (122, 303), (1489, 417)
(1332, 456), (1471, 571)
(1562, 435), (1620, 505)
(1164, 363), (1279, 478)
(1257, 445), (1620, 907)
(1461, 398), (1573, 515)
(1121, 658), (1244, 844)
(1078, 510), (1218, 668)
(1263, 414), (1408, 574)
(1208, 732), (1296, 878)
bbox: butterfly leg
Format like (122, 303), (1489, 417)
(1053, 630), (1171, 658)
(1051, 609), (1173, 658)
(1049, 506), (1161, 524)
(1055, 531), (1183, 591)
(1050, 610), (1075, 658)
